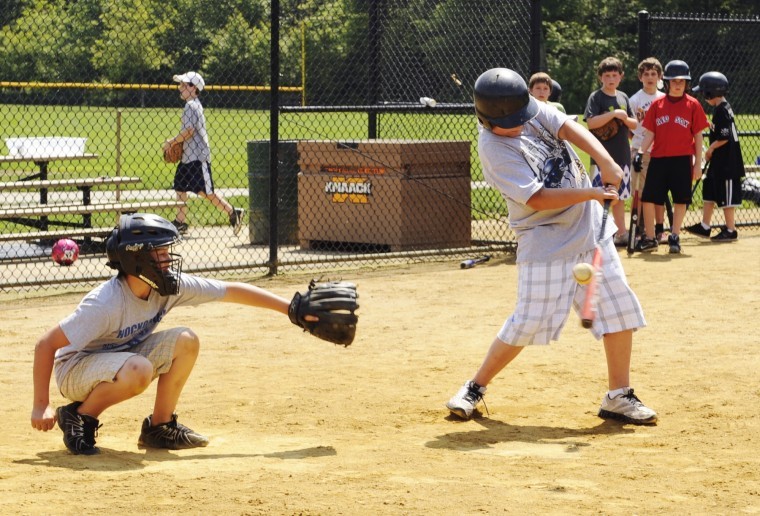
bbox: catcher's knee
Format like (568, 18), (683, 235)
(117, 356), (153, 394)
(174, 329), (200, 358)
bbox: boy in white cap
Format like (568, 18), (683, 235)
(163, 71), (245, 236)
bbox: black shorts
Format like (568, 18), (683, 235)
(174, 161), (215, 195)
(641, 155), (692, 204)
(702, 175), (742, 207)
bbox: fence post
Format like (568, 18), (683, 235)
(638, 10), (651, 61)
(530, 0), (543, 74)
(269, 0), (280, 275)
(367, 0), (381, 138)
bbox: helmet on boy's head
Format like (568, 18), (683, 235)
(106, 213), (183, 296)
(692, 71), (728, 100)
(663, 60), (691, 80)
(549, 79), (562, 102)
(473, 68), (538, 130)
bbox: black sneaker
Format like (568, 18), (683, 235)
(229, 208), (245, 236)
(711, 227), (738, 242)
(138, 414), (209, 450)
(684, 223), (712, 238)
(635, 237), (658, 253)
(171, 219), (189, 234)
(668, 233), (681, 254)
(56, 402), (101, 455)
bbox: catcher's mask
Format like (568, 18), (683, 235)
(663, 60), (691, 93)
(106, 213), (183, 296)
(692, 71), (729, 100)
(474, 68), (538, 130)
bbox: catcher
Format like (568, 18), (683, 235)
(30, 213), (358, 455)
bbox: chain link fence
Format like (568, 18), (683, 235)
(0, 0), (535, 291)
(640, 11), (760, 230)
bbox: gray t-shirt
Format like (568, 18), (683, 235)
(584, 89), (633, 168)
(478, 102), (617, 263)
(55, 274), (226, 379)
(181, 98), (211, 163)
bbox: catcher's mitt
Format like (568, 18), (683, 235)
(590, 118), (621, 142)
(288, 280), (359, 346)
(163, 140), (183, 164)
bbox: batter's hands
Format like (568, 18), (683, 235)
(31, 404), (57, 431)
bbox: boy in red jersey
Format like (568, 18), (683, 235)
(635, 60), (709, 254)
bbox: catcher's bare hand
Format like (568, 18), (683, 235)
(288, 280), (359, 346)
(31, 404), (57, 431)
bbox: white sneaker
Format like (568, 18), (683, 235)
(598, 388), (657, 425)
(446, 380), (487, 420)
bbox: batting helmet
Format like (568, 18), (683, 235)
(692, 71), (729, 100)
(106, 213), (183, 296)
(549, 79), (562, 103)
(663, 60), (691, 81)
(474, 68), (538, 130)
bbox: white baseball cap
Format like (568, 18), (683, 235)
(173, 71), (205, 91)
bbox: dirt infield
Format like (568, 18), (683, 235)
(2, 234), (759, 514)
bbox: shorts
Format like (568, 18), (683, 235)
(641, 155), (693, 204)
(497, 238), (645, 346)
(702, 175), (742, 208)
(174, 160), (215, 195)
(56, 327), (186, 402)
(592, 164), (631, 200)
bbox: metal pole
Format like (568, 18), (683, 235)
(530, 0), (543, 74)
(638, 10), (651, 61)
(269, 0), (280, 275)
(367, 0), (380, 138)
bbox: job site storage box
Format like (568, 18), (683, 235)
(296, 140), (471, 251)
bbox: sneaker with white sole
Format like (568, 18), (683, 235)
(684, 222), (712, 238)
(446, 380), (487, 420)
(668, 233), (681, 254)
(56, 401), (102, 455)
(138, 414), (209, 449)
(229, 208), (245, 236)
(598, 388), (657, 425)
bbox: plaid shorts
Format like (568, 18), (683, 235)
(56, 327), (186, 402)
(497, 239), (645, 346)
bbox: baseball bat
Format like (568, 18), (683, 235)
(626, 165), (641, 256)
(690, 160), (709, 200)
(460, 255), (491, 269)
(581, 199), (611, 329)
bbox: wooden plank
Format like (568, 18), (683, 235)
(0, 227), (113, 243)
(0, 153), (99, 163)
(0, 200), (185, 218)
(0, 176), (141, 191)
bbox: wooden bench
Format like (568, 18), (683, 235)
(0, 176), (142, 204)
(0, 200), (186, 219)
(0, 227), (115, 243)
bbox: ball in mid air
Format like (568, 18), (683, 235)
(572, 262), (594, 285)
(52, 238), (79, 266)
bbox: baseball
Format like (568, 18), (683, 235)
(572, 262), (595, 285)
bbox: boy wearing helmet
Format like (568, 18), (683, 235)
(445, 68), (657, 426)
(635, 60), (710, 253)
(31, 213), (306, 455)
(685, 71), (745, 241)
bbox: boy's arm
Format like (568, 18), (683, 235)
(693, 138), (704, 180)
(31, 325), (70, 431)
(585, 110), (619, 130)
(638, 129), (655, 155)
(221, 282), (290, 315)
(162, 127), (195, 151)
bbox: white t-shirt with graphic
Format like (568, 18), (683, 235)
(629, 89), (665, 151)
(478, 101), (617, 263)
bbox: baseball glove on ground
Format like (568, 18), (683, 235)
(163, 140), (183, 163)
(590, 118), (621, 142)
(288, 280), (359, 346)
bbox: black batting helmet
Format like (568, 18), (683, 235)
(474, 68), (538, 130)
(663, 60), (691, 80)
(549, 79), (562, 103)
(692, 71), (729, 100)
(106, 213), (183, 296)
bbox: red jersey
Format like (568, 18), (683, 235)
(642, 94), (709, 158)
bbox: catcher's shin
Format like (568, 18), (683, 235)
(288, 280), (359, 346)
